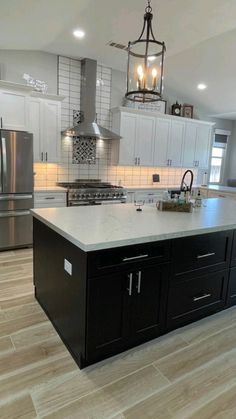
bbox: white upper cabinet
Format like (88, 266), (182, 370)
(195, 125), (212, 169)
(168, 120), (185, 167)
(0, 90), (28, 131)
(28, 98), (42, 161)
(119, 112), (136, 165)
(42, 99), (61, 163)
(112, 107), (214, 169)
(28, 97), (61, 163)
(182, 122), (198, 167)
(153, 118), (170, 166)
(135, 115), (155, 166)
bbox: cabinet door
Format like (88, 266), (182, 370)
(131, 265), (167, 344)
(119, 113), (136, 165)
(0, 90), (28, 131)
(182, 122), (197, 167)
(227, 267), (236, 307)
(168, 120), (185, 167)
(195, 125), (212, 169)
(86, 272), (130, 362)
(42, 100), (61, 163)
(135, 115), (155, 166)
(153, 118), (170, 166)
(28, 98), (42, 162)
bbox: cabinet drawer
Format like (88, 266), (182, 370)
(167, 270), (228, 329)
(172, 231), (233, 278)
(34, 193), (67, 204)
(88, 240), (170, 277)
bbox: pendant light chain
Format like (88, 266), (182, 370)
(146, 0), (152, 13)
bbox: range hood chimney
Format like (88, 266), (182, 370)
(62, 58), (121, 140)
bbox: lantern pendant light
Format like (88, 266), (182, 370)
(125, 0), (166, 103)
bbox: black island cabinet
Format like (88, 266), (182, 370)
(33, 218), (235, 369)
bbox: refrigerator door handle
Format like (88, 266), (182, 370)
(0, 194), (33, 201)
(0, 210), (31, 218)
(1, 138), (7, 191)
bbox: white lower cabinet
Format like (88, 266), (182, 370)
(34, 191), (67, 208)
(28, 98), (61, 163)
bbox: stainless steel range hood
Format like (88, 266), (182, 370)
(62, 58), (121, 140)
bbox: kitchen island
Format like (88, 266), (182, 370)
(31, 199), (236, 368)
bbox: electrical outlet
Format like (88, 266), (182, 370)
(64, 259), (72, 276)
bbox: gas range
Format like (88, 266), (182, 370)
(57, 180), (127, 206)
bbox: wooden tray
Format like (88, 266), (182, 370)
(157, 200), (193, 213)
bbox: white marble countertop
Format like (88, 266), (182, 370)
(200, 185), (236, 194)
(34, 187), (67, 193)
(31, 198), (236, 252)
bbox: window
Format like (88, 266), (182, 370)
(209, 130), (230, 184)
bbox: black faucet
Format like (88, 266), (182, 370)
(180, 170), (194, 192)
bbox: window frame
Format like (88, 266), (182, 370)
(209, 129), (230, 185)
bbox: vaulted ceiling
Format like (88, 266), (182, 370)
(1, 0), (236, 116)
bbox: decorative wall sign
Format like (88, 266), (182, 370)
(72, 137), (96, 164)
(22, 73), (48, 93)
(183, 104), (194, 119)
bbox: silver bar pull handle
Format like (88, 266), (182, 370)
(44, 197), (55, 200)
(45, 152), (48, 162)
(123, 254), (149, 262)
(2, 138), (7, 191)
(127, 273), (133, 296)
(197, 252), (215, 259)
(137, 271), (142, 294)
(138, 157), (140, 165)
(41, 152), (43, 162)
(193, 293), (211, 302)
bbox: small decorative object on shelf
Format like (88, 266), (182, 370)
(157, 200), (193, 213)
(171, 101), (182, 116)
(183, 103), (194, 118)
(23, 73), (48, 93)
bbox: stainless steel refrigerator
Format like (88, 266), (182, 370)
(0, 130), (33, 250)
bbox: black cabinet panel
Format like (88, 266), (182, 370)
(172, 231), (233, 279)
(227, 267), (236, 307)
(33, 219), (87, 368)
(167, 270), (228, 329)
(231, 231), (236, 267)
(86, 273), (130, 362)
(131, 265), (168, 344)
(88, 240), (170, 277)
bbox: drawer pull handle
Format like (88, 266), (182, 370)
(136, 271), (142, 294)
(44, 197), (56, 200)
(123, 254), (149, 262)
(197, 252), (215, 259)
(127, 273), (133, 296)
(193, 293), (211, 302)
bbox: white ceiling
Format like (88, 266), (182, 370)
(1, 0), (236, 116)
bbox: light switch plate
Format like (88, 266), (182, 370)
(64, 258), (72, 276)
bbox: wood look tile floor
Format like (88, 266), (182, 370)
(1, 250), (236, 418)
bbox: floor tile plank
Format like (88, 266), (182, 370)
(0, 394), (36, 419)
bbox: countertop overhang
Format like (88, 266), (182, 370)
(31, 199), (236, 252)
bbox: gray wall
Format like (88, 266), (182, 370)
(0, 50), (58, 94)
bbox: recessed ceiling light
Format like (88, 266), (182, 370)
(73, 29), (85, 39)
(197, 83), (207, 90)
